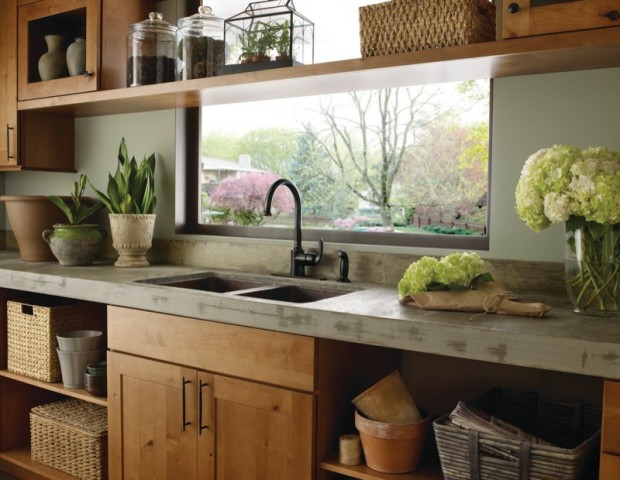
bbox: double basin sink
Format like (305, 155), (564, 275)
(136, 272), (359, 304)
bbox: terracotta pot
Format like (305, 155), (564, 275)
(355, 409), (430, 473)
(352, 370), (422, 423)
(108, 213), (156, 268)
(42, 224), (105, 266)
(0, 195), (69, 261)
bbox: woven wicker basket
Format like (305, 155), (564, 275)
(30, 399), (108, 480)
(7, 297), (105, 382)
(359, 0), (496, 57)
(433, 387), (601, 480)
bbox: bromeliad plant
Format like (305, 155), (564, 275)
(47, 174), (102, 225)
(89, 138), (156, 214)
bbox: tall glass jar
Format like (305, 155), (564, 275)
(127, 12), (177, 87)
(176, 5), (224, 80)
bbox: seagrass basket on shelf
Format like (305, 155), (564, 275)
(7, 297), (105, 382)
(359, 0), (496, 57)
(433, 387), (602, 480)
(30, 399), (108, 480)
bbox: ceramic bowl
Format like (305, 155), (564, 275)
(57, 330), (103, 352)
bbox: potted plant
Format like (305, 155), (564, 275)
(43, 174), (104, 266)
(239, 21), (275, 63)
(274, 20), (291, 61)
(89, 138), (157, 268)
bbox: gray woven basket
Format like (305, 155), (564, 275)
(433, 388), (601, 480)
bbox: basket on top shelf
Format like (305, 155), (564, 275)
(30, 398), (108, 480)
(433, 387), (602, 480)
(359, 0), (496, 57)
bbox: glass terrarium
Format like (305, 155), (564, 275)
(223, 0), (314, 74)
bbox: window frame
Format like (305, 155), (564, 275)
(176, 83), (493, 250)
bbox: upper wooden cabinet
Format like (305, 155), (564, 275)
(0, 0), (19, 168)
(17, 0), (100, 100)
(17, 0), (155, 101)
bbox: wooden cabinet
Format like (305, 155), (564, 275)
(601, 379), (620, 479)
(0, 0), (19, 168)
(108, 352), (314, 480)
(107, 305), (402, 480)
(0, 0), (73, 171)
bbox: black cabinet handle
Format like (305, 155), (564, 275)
(182, 377), (191, 431)
(508, 2), (520, 14)
(6, 125), (15, 159)
(602, 10), (620, 21)
(198, 380), (209, 434)
(83, 70), (93, 77)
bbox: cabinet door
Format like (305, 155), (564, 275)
(18, 0), (100, 100)
(0, 0), (18, 168)
(108, 352), (198, 480)
(214, 375), (314, 480)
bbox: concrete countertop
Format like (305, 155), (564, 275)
(0, 252), (617, 380)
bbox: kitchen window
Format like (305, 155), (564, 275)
(176, 0), (492, 250)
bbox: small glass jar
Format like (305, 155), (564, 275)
(176, 5), (224, 80)
(127, 12), (177, 87)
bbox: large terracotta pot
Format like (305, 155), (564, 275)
(0, 195), (69, 261)
(108, 213), (156, 268)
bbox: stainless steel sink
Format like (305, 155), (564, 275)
(236, 285), (349, 303)
(136, 273), (357, 303)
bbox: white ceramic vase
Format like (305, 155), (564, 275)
(109, 213), (156, 268)
(66, 37), (86, 76)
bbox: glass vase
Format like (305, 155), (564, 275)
(565, 220), (620, 316)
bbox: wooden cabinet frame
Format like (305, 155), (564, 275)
(18, 0), (100, 100)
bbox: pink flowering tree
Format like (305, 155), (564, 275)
(210, 172), (295, 225)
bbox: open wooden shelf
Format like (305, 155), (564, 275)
(320, 456), (443, 480)
(0, 370), (107, 407)
(16, 27), (620, 118)
(0, 446), (77, 479)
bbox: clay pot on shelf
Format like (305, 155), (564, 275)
(0, 195), (69, 261)
(354, 409), (431, 473)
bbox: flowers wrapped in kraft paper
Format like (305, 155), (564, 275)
(398, 252), (551, 317)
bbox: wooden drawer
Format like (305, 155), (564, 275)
(502, 0), (620, 39)
(602, 380), (620, 454)
(107, 306), (316, 392)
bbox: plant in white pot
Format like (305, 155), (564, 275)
(89, 138), (157, 268)
(44, 174), (104, 266)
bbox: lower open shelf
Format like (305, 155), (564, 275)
(0, 370), (106, 407)
(320, 456), (443, 480)
(0, 446), (76, 479)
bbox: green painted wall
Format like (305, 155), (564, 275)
(4, 67), (620, 263)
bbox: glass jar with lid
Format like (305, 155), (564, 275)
(176, 5), (225, 80)
(127, 12), (177, 87)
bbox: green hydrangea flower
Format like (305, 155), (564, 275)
(397, 256), (438, 296)
(515, 145), (620, 231)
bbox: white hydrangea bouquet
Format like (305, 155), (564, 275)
(515, 145), (620, 315)
(398, 252), (551, 317)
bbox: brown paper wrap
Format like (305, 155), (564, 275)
(399, 281), (551, 317)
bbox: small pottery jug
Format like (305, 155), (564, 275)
(42, 224), (105, 266)
(38, 35), (68, 81)
(66, 37), (86, 76)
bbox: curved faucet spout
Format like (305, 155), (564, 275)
(263, 178), (302, 254)
(263, 178), (323, 277)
